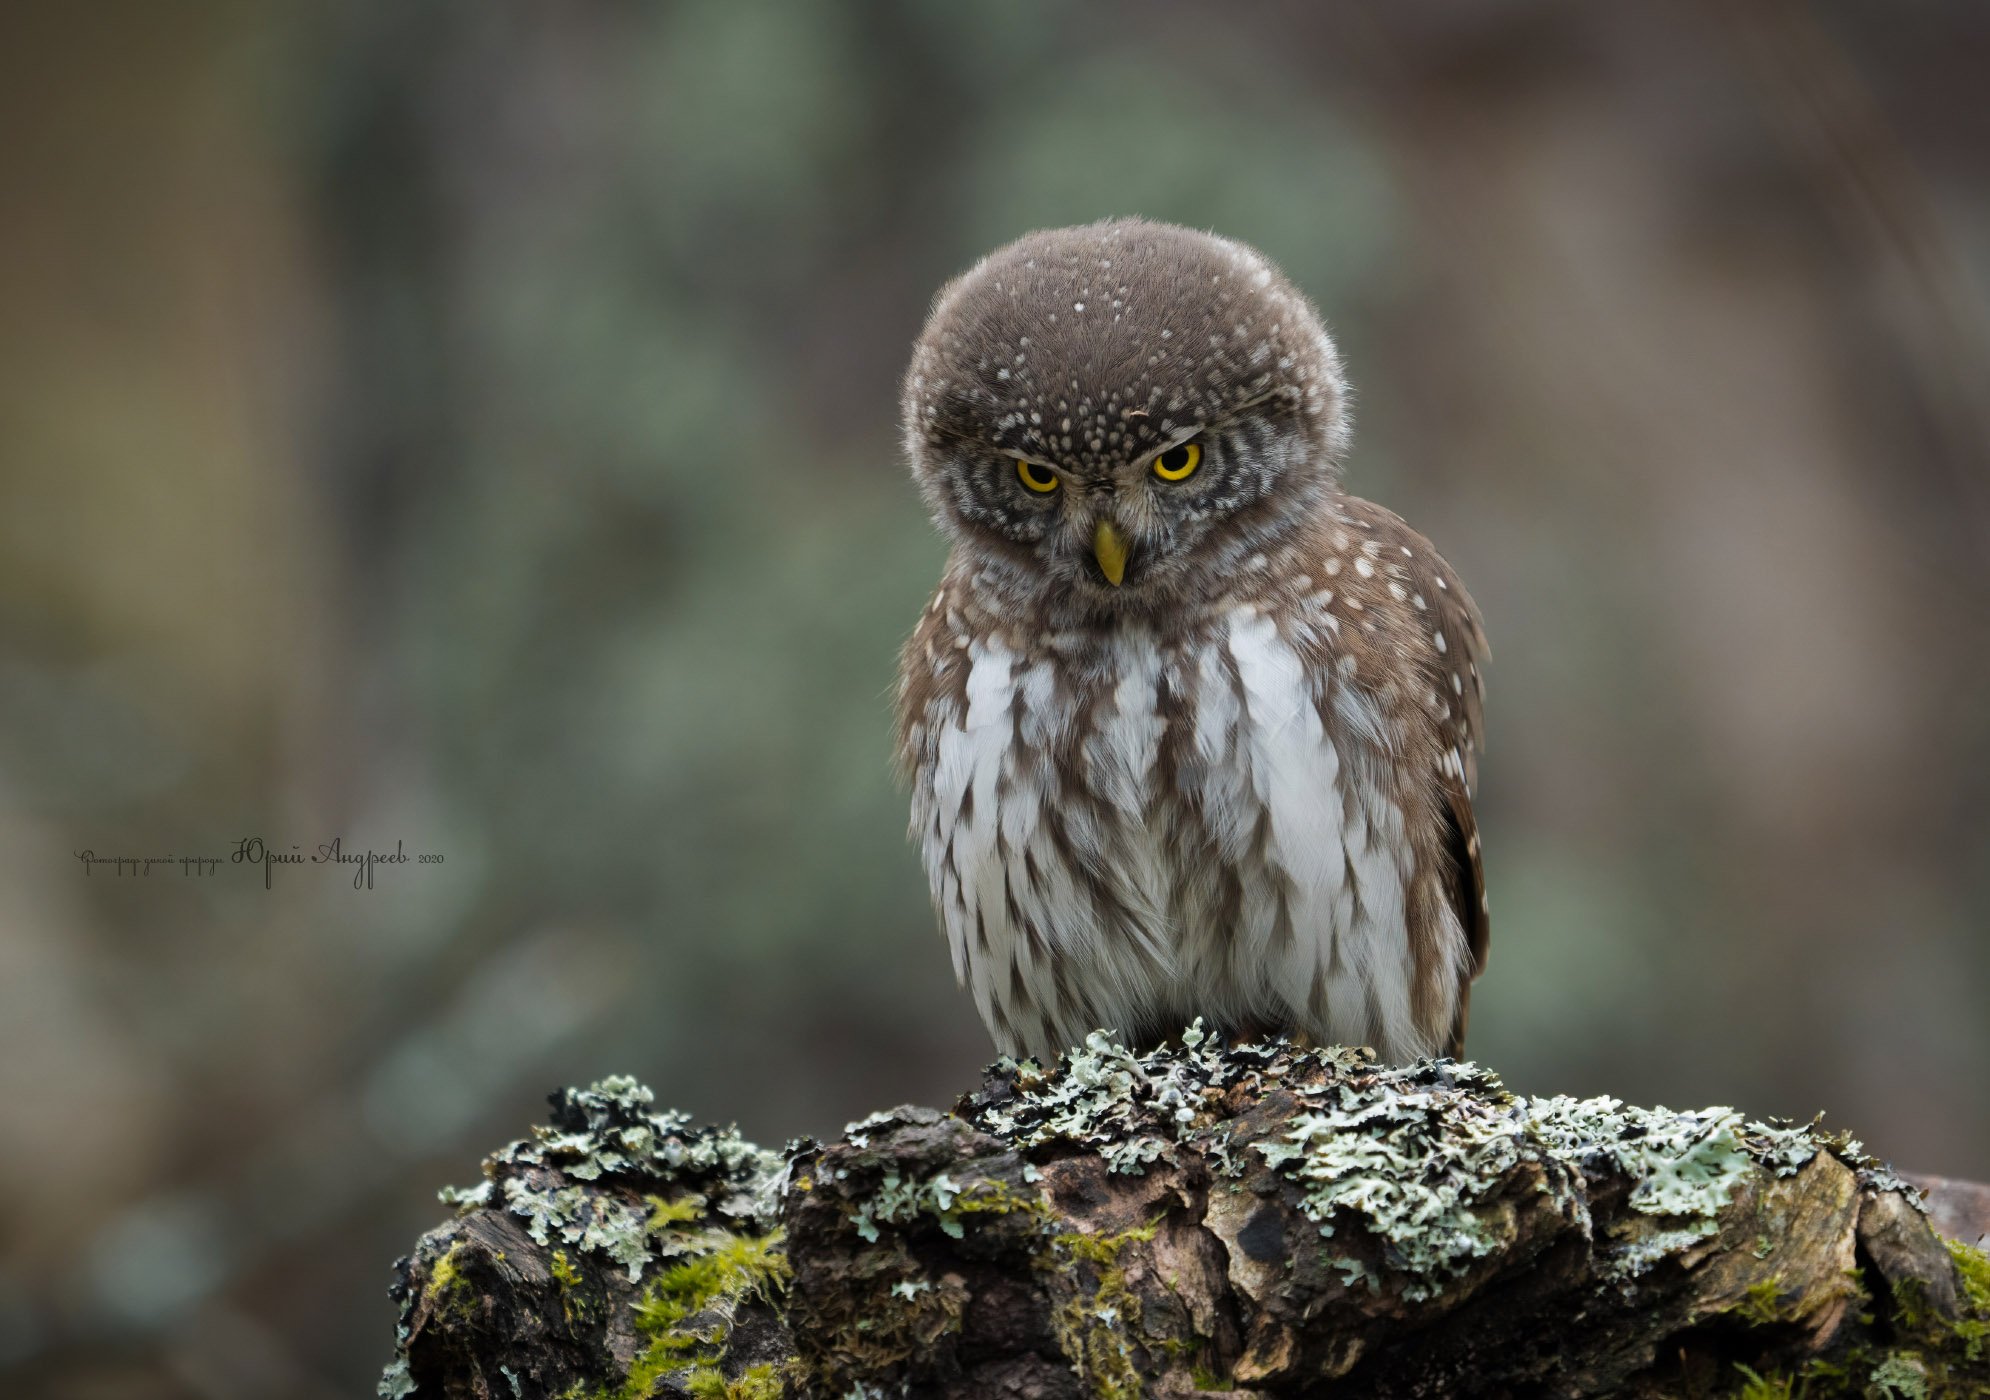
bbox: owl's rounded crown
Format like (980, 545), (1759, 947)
(902, 218), (1349, 476)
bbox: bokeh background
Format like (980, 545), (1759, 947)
(4, 2), (1988, 1395)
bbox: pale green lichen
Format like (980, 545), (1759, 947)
(1257, 1078), (1522, 1298)
(503, 1178), (653, 1280)
(435, 1076), (785, 1283)
(1744, 1118), (1824, 1179)
(971, 1027), (1819, 1298)
(974, 1029), (1181, 1173)
(1526, 1097), (1752, 1217)
(969, 1021), (1368, 1176)
(965, 1027), (1937, 1309)
(1868, 1352), (1930, 1399)
(1602, 1221), (1728, 1281)
(1219, 1058), (1833, 1295)
(1806, 1121), (1929, 1209)
(831, 1109), (1048, 1244)
(387, 1078), (794, 1400)
(850, 1167), (956, 1240)
(847, 1164), (1045, 1241)
(394, 1053), (1979, 1398)
(438, 1179), (493, 1212)
(1204, 1126), (1248, 1179)
(1523, 1096), (1838, 1280)
(1522, 1096), (1755, 1279)
(376, 1357), (417, 1399)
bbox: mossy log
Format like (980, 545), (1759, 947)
(380, 1036), (1990, 1400)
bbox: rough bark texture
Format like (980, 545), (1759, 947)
(380, 1037), (1990, 1400)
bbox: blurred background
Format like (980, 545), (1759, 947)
(4, 1), (1988, 1395)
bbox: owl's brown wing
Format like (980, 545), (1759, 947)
(1438, 768), (1489, 1057)
(1339, 497), (1490, 1057)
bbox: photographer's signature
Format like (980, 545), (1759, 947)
(73, 837), (443, 890)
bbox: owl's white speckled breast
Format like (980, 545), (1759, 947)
(912, 605), (1426, 1062)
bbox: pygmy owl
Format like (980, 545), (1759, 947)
(894, 219), (1488, 1065)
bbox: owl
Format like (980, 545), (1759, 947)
(893, 219), (1488, 1066)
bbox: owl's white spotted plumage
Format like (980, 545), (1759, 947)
(895, 219), (1488, 1065)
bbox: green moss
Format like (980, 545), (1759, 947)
(722, 1363), (787, 1400)
(546, 1245), (595, 1325)
(795, 1248), (970, 1396)
(683, 1364), (786, 1400)
(647, 1193), (706, 1232)
(601, 1230), (789, 1400)
(1053, 1218), (1158, 1264)
(422, 1241), (475, 1321)
(632, 1231), (790, 1335)
(1948, 1239), (1990, 1361)
(1154, 1335), (1225, 1391)
(683, 1369), (728, 1400)
(1728, 1352), (1948, 1400)
(1730, 1364), (1797, 1400)
(1883, 1237), (1990, 1389)
(1047, 1222), (1161, 1400)
(1726, 1356), (1878, 1400)
(951, 1178), (1045, 1217)
(1737, 1278), (1789, 1327)
(1799, 1358), (1851, 1388)
(1718, 1243), (1985, 1400)
(1950, 1240), (1990, 1302)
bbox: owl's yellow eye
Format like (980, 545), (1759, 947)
(1152, 441), (1202, 481)
(1016, 459), (1059, 494)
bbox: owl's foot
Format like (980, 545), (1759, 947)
(1210, 1019), (1314, 1052)
(1139, 1020), (1318, 1054)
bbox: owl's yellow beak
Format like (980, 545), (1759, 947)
(1092, 520), (1129, 586)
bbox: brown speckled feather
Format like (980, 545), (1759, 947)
(1335, 498), (1491, 1056)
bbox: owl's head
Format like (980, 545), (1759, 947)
(902, 218), (1350, 617)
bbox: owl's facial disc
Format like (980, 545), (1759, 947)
(924, 421), (1311, 609)
(902, 220), (1354, 616)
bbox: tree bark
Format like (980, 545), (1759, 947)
(380, 1039), (1990, 1400)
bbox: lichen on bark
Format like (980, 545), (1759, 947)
(382, 1038), (1990, 1399)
